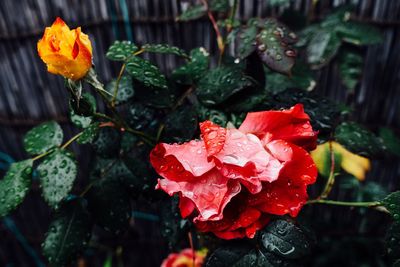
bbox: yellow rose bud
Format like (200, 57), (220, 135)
(37, 17), (93, 80)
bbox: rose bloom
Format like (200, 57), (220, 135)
(151, 104), (318, 239)
(161, 248), (207, 267)
(37, 17), (92, 80)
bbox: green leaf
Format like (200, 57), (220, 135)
(37, 149), (78, 208)
(265, 63), (315, 94)
(87, 178), (131, 235)
(260, 219), (311, 259)
(382, 191), (400, 222)
(93, 128), (121, 158)
(335, 122), (385, 157)
(210, 0), (230, 12)
(236, 19), (259, 59)
(105, 76), (134, 105)
(196, 65), (254, 105)
(172, 47), (210, 84)
(379, 127), (400, 157)
(69, 93), (97, 128)
(126, 103), (157, 130)
(23, 121), (63, 156)
(126, 56), (167, 89)
(42, 198), (92, 266)
(338, 50), (363, 92)
(106, 40), (138, 61)
(0, 160), (33, 217)
(142, 44), (188, 58)
(177, 4), (206, 21)
(256, 19), (298, 75)
(77, 123), (100, 144)
(306, 30), (341, 68)
(336, 22), (383, 46)
(163, 105), (198, 143)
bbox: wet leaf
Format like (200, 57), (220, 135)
(256, 19), (298, 75)
(126, 56), (167, 89)
(210, 0), (230, 12)
(77, 123), (100, 144)
(338, 50), (363, 92)
(382, 191), (400, 222)
(42, 198), (92, 266)
(106, 40), (138, 61)
(335, 122), (385, 157)
(236, 19), (259, 59)
(105, 76), (134, 105)
(260, 219), (311, 259)
(0, 160), (33, 217)
(69, 93), (97, 128)
(265, 63), (315, 94)
(37, 149), (78, 208)
(177, 4), (206, 21)
(126, 103), (157, 130)
(142, 44), (188, 58)
(311, 141), (370, 181)
(198, 106), (228, 126)
(306, 30), (341, 68)
(386, 221), (400, 262)
(196, 65), (254, 105)
(336, 22), (383, 46)
(23, 121), (63, 156)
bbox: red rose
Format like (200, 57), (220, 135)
(161, 248), (207, 267)
(151, 104), (318, 239)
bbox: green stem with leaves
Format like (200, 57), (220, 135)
(320, 141), (336, 199)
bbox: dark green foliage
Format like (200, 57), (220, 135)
(338, 50), (363, 91)
(37, 149), (78, 208)
(379, 128), (400, 157)
(386, 222), (400, 263)
(126, 103), (157, 130)
(163, 105), (198, 143)
(159, 197), (190, 250)
(105, 76), (134, 105)
(335, 122), (385, 157)
(209, 0), (230, 12)
(336, 22), (383, 46)
(87, 178), (131, 235)
(42, 198), (92, 266)
(126, 56), (168, 89)
(198, 106), (228, 126)
(92, 127), (121, 158)
(265, 63), (315, 94)
(0, 160), (33, 217)
(196, 65), (254, 105)
(172, 47), (210, 84)
(23, 121), (63, 155)
(106, 40), (138, 61)
(142, 44), (188, 58)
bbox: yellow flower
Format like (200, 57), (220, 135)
(311, 141), (371, 181)
(37, 17), (92, 80)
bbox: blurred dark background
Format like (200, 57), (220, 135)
(0, 0), (400, 266)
